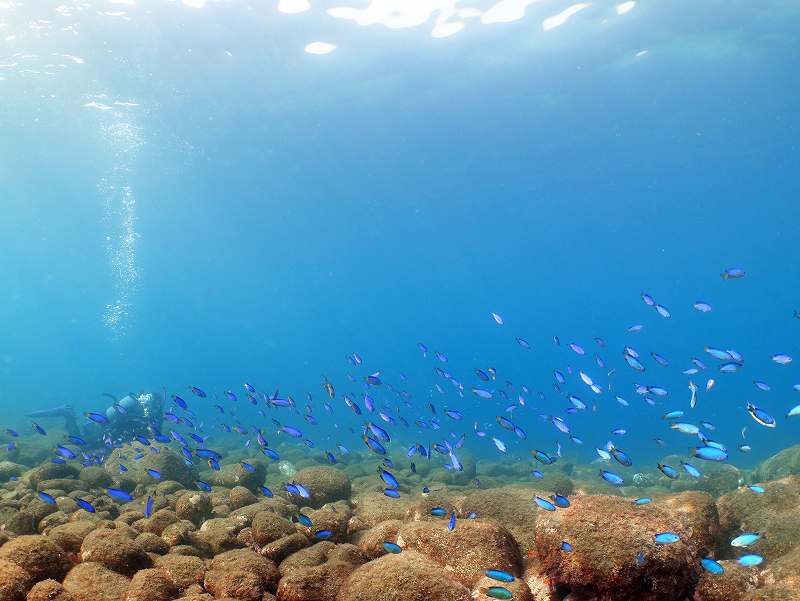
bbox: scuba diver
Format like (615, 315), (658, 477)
(26, 391), (164, 449)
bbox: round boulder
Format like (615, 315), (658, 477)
(292, 468), (351, 509)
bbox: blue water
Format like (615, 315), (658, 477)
(1, 0), (798, 472)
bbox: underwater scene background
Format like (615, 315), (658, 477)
(1, 1), (799, 601)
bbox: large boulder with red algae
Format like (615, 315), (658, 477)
(717, 476), (800, 560)
(26, 579), (75, 601)
(455, 487), (539, 553)
(534, 494), (706, 601)
(80, 529), (151, 575)
(126, 568), (178, 601)
(0, 535), (72, 582)
(251, 512), (296, 546)
(335, 551), (471, 601)
(291, 467), (351, 509)
(62, 563), (131, 601)
(0, 558), (32, 601)
(276, 559), (359, 601)
(694, 560), (761, 601)
(204, 549), (280, 600)
(175, 492), (212, 525)
(396, 519), (522, 587)
(351, 519), (402, 559)
(153, 554), (206, 590)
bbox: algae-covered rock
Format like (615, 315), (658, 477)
(396, 519), (522, 587)
(26, 579), (76, 601)
(717, 476), (800, 560)
(753, 445), (800, 481)
(62, 562), (130, 601)
(126, 568), (178, 601)
(335, 551), (471, 601)
(0, 558), (32, 601)
(79, 528), (151, 575)
(104, 446), (196, 488)
(291, 467), (351, 509)
(534, 494), (707, 600)
(0, 534), (72, 582)
(455, 487), (539, 553)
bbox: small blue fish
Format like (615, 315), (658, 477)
(561, 541), (573, 552)
(484, 569), (515, 583)
(314, 529), (333, 539)
(737, 554), (763, 567)
(600, 469), (624, 486)
(106, 488), (134, 502)
(448, 511), (456, 530)
(38, 491), (56, 505)
(146, 469), (161, 479)
(84, 412), (109, 424)
(701, 557), (724, 575)
(430, 507), (447, 517)
(195, 480), (212, 492)
(145, 495), (154, 517)
(534, 496), (556, 511)
(748, 484), (765, 493)
(633, 497), (652, 505)
(383, 542), (402, 554)
(655, 532), (680, 544)
(75, 498), (96, 513)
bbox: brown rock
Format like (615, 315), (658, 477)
(161, 521), (196, 548)
(455, 487), (539, 553)
(252, 513), (295, 547)
(125, 568), (178, 601)
(0, 534), (72, 582)
(62, 563), (130, 601)
(534, 494), (705, 600)
(80, 529), (151, 575)
(48, 521), (102, 554)
(229, 487), (258, 511)
(291, 468), (351, 509)
(335, 551), (471, 601)
(717, 476), (800, 560)
(175, 493), (212, 526)
(0, 558), (32, 601)
(26, 579), (75, 601)
(660, 490), (720, 551)
(194, 517), (249, 554)
(206, 549), (280, 592)
(350, 492), (408, 529)
(136, 532), (169, 555)
(276, 560), (356, 601)
(138, 510), (179, 536)
(153, 554), (206, 591)
(259, 533), (309, 564)
(694, 560), (760, 601)
(351, 520), (402, 559)
(396, 519), (522, 587)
